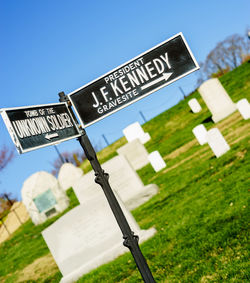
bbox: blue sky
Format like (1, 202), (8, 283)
(0, 0), (249, 200)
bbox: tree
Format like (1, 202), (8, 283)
(197, 32), (250, 85)
(51, 149), (86, 176)
(0, 145), (15, 172)
(0, 193), (17, 217)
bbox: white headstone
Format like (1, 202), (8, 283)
(206, 128), (230, 158)
(139, 132), (151, 144)
(58, 163), (84, 191)
(148, 151), (166, 172)
(192, 124), (208, 145)
(198, 78), (236, 122)
(117, 139), (149, 170)
(42, 198), (156, 283)
(21, 171), (69, 225)
(188, 98), (202, 113)
(236, 98), (250, 120)
(123, 122), (151, 144)
(73, 155), (158, 211)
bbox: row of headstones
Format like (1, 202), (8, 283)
(188, 78), (250, 157)
(189, 97), (250, 120)
(42, 122), (168, 282)
(48, 77), (248, 281)
(21, 132), (163, 227)
(24, 77), (249, 281)
(188, 78), (250, 120)
(22, 154), (159, 282)
(47, 121), (165, 278)
(121, 121), (166, 172)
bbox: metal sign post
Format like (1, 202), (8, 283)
(79, 131), (155, 282)
(59, 92), (155, 282)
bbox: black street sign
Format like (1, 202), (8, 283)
(1, 103), (81, 154)
(69, 32), (199, 127)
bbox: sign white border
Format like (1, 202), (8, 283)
(1, 102), (81, 154)
(68, 32), (199, 127)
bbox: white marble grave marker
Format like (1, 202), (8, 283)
(21, 171), (69, 225)
(73, 155), (158, 210)
(188, 98), (202, 113)
(206, 128), (230, 158)
(198, 78), (236, 122)
(58, 163), (84, 191)
(117, 139), (149, 170)
(148, 151), (166, 172)
(236, 98), (250, 120)
(123, 122), (151, 144)
(42, 196), (156, 283)
(192, 124), (207, 145)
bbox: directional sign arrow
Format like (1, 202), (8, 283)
(141, 72), (173, 90)
(69, 33), (199, 127)
(1, 103), (81, 154)
(45, 133), (59, 140)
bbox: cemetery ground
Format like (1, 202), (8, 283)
(0, 62), (249, 282)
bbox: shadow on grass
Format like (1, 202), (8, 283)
(202, 116), (213, 124)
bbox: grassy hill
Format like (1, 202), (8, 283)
(0, 62), (249, 282)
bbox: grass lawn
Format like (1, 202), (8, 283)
(0, 62), (249, 282)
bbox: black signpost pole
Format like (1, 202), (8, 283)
(59, 92), (155, 283)
(78, 131), (155, 283)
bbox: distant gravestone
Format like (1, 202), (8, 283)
(58, 163), (84, 191)
(198, 78), (236, 122)
(206, 128), (230, 158)
(21, 171), (69, 225)
(192, 124), (208, 145)
(188, 98), (202, 113)
(42, 196), (156, 283)
(73, 155), (158, 210)
(117, 139), (149, 170)
(148, 151), (166, 172)
(123, 122), (151, 144)
(236, 98), (250, 120)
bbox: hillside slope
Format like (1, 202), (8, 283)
(0, 62), (249, 282)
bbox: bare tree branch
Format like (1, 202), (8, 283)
(0, 145), (15, 172)
(197, 31), (250, 85)
(50, 142), (101, 176)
